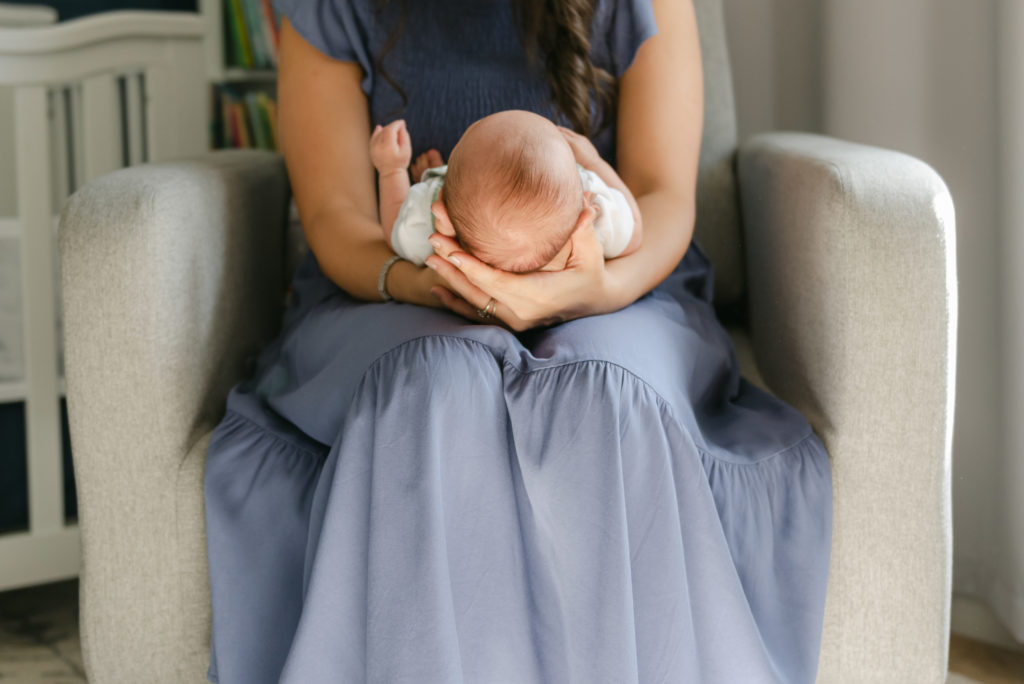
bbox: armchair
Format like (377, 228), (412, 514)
(58, 0), (956, 681)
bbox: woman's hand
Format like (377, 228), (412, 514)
(559, 125), (644, 256)
(423, 215), (620, 332)
(411, 148), (444, 182)
(557, 125), (601, 168)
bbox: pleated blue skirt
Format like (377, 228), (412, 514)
(204, 242), (832, 684)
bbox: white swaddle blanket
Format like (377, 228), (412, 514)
(390, 164), (634, 266)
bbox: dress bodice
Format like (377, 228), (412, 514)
(273, 0), (658, 169)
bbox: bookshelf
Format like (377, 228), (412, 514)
(197, 0), (304, 292)
(197, 0), (280, 151)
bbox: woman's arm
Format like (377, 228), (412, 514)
(557, 126), (643, 257)
(426, 0), (703, 327)
(276, 17), (447, 307)
(606, 0), (703, 304)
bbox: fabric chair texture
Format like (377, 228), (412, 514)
(58, 0), (956, 681)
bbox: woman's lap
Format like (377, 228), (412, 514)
(204, 244), (832, 683)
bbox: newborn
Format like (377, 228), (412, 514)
(371, 110), (639, 273)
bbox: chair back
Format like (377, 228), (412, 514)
(691, 0), (744, 306)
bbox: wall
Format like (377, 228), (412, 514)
(722, 0), (822, 138)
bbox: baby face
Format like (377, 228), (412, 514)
(439, 110), (584, 273)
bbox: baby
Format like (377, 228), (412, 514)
(369, 110), (642, 274)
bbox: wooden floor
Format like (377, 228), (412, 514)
(949, 632), (1024, 683)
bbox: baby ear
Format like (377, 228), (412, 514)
(430, 188), (457, 237)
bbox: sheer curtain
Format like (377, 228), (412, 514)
(993, 0), (1024, 643)
(821, 0), (1022, 643)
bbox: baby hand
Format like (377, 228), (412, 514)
(411, 149), (444, 182)
(370, 120), (412, 174)
(556, 125), (601, 168)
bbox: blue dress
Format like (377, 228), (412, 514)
(203, 1), (833, 682)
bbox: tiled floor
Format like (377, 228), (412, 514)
(0, 579), (1019, 683)
(0, 580), (84, 683)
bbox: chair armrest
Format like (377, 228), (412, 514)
(737, 132), (956, 682)
(58, 148), (289, 680)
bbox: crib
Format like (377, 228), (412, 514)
(0, 6), (207, 590)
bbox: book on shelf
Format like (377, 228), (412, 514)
(224, 0), (282, 70)
(225, 0), (251, 68)
(212, 84), (279, 151)
(258, 91), (279, 149)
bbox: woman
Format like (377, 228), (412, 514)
(203, 0), (833, 682)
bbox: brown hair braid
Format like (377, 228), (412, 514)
(513, 0), (617, 137)
(373, 0), (616, 136)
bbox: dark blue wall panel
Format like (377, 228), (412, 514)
(3, 0), (197, 21)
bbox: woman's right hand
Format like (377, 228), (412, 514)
(557, 125), (601, 168)
(424, 212), (624, 332)
(386, 255), (490, 315)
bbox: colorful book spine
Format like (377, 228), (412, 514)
(234, 102), (251, 147)
(227, 0), (253, 68)
(214, 86), (278, 150)
(245, 92), (268, 149)
(256, 91), (276, 149)
(226, 98), (240, 147)
(240, 0), (267, 68)
(259, 0), (280, 67)
(220, 89), (231, 147)
(222, 0), (241, 67)
(263, 94), (279, 149)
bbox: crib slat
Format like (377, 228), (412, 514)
(48, 88), (70, 208)
(81, 73), (121, 184)
(69, 84), (85, 192)
(14, 84), (63, 535)
(125, 71), (144, 166)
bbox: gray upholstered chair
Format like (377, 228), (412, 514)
(58, 0), (956, 681)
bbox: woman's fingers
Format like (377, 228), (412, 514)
(430, 286), (478, 319)
(426, 222), (611, 330)
(425, 252), (492, 306)
(428, 233), (510, 295)
(411, 157), (425, 182)
(556, 125), (601, 167)
(411, 149), (443, 182)
(425, 250), (532, 325)
(432, 287), (529, 331)
(566, 214), (603, 265)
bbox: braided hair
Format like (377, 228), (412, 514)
(514, 0), (617, 137)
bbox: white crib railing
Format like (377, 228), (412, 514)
(0, 10), (207, 590)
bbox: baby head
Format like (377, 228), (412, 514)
(437, 110), (584, 273)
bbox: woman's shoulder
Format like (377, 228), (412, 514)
(592, 0), (658, 78)
(273, 0), (374, 65)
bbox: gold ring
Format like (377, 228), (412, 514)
(477, 297), (497, 319)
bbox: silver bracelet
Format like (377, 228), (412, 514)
(377, 255), (402, 302)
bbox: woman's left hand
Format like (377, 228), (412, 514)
(424, 220), (616, 332)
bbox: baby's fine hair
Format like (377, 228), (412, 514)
(444, 136), (581, 273)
